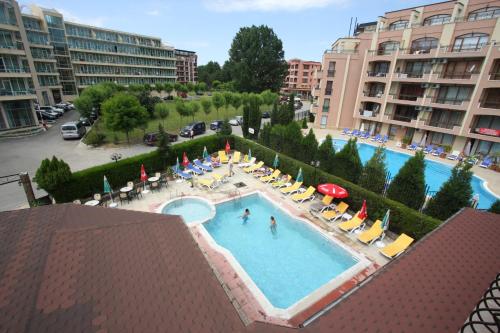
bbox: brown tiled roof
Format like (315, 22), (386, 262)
(0, 206), (498, 333)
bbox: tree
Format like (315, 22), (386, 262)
(227, 25), (288, 92)
(196, 82), (207, 93)
(331, 138), (363, 184)
(300, 129), (318, 163)
(164, 83), (174, 97)
(222, 91), (233, 117)
(301, 117), (308, 129)
(74, 82), (121, 116)
(102, 93), (148, 143)
(200, 97), (212, 116)
(212, 92), (225, 118)
(175, 98), (188, 129)
(488, 200), (500, 214)
(34, 156), (72, 197)
(387, 150), (426, 210)
(286, 94), (296, 124)
(219, 119), (232, 135)
(231, 93), (242, 111)
(242, 93), (262, 140)
(259, 122), (272, 146)
(186, 82), (195, 92)
(154, 83), (164, 94)
(188, 101), (200, 122)
(212, 80), (222, 90)
(154, 102), (169, 126)
(157, 123), (171, 168)
(197, 61), (222, 88)
(260, 89), (278, 106)
(317, 135), (335, 174)
(269, 124), (286, 152)
(74, 94), (94, 118)
(282, 122), (302, 157)
(270, 101), (279, 126)
(424, 163), (473, 220)
(359, 146), (387, 194)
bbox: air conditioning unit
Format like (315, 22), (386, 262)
(431, 58), (439, 64)
(424, 107), (433, 112)
(439, 59), (448, 64)
(421, 83), (430, 88)
(415, 106), (423, 111)
(431, 84), (440, 89)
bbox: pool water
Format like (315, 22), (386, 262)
(203, 193), (358, 309)
(332, 139), (497, 209)
(162, 197), (213, 224)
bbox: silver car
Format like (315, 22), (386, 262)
(61, 121), (86, 139)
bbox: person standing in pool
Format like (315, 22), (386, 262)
(241, 209), (250, 222)
(270, 216), (277, 233)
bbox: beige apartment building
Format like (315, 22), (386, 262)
(312, 0), (500, 157)
(175, 49), (197, 84)
(0, 0), (177, 133)
(282, 58), (321, 98)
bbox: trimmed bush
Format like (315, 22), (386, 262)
(359, 146), (387, 195)
(488, 199), (500, 214)
(331, 138), (363, 183)
(84, 130), (106, 147)
(232, 137), (441, 240)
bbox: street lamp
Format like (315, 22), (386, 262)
(311, 160), (320, 184)
(110, 153), (122, 163)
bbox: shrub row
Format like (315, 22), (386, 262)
(233, 136), (441, 240)
(53, 135), (231, 202)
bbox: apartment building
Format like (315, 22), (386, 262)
(0, 0), (177, 133)
(175, 49), (197, 84)
(282, 58), (321, 98)
(313, 0), (500, 157)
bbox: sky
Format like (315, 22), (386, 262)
(20, 0), (428, 65)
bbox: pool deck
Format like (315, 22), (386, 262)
(120, 161), (391, 327)
(309, 128), (500, 198)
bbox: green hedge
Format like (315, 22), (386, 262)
(53, 135), (232, 202)
(233, 136), (441, 240)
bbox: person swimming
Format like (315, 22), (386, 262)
(270, 216), (277, 233)
(241, 209), (250, 222)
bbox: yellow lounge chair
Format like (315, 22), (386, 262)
(280, 181), (303, 195)
(338, 212), (366, 233)
(261, 169), (281, 183)
(321, 201), (349, 222)
(199, 178), (217, 190)
(232, 151), (241, 163)
(379, 233), (414, 259)
(357, 220), (384, 245)
(242, 154), (249, 163)
(291, 186), (316, 203)
(211, 173), (228, 184)
(218, 151), (229, 163)
(271, 175), (291, 188)
(244, 161), (264, 173)
(310, 195), (334, 213)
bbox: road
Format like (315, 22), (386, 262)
(0, 101), (308, 211)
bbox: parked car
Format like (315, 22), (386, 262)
(39, 106), (63, 117)
(36, 110), (56, 121)
(61, 121), (86, 139)
(262, 111), (270, 118)
(37, 107), (60, 118)
(179, 121), (206, 137)
(210, 120), (223, 131)
(55, 102), (75, 111)
(236, 116), (243, 124)
(89, 111), (98, 120)
(229, 118), (239, 126)
(143, 132), (178, 146)
(79, 117), (93, 126)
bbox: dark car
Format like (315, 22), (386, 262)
(79, 117), (93, 126)
(262, 112), (270, 118)
(143, 132), (178, 146)
(210, 120), (223, 131)
(180, 121), (206, 137)
(89, 111), (98, 121)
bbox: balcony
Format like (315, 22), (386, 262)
(324, 89), (332, 96)
(397, 47), (438, 59)
(429, 97), (470, 110)
(363, 91), (384, 98)
(358, 109), (379, 119)
(489, 72), (500, 80)
(392, 71), (430, 82)
(0, 89), (36, 101)
(327, 70), (335, 77)
(467, 127), (500, 142)
(438, 44), (488, 58)
(388, 94), (424, 106)
(0, 67), (31, 78)
(417, 120), (461, 135)
(383, 114), (418, 127)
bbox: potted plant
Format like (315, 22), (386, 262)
(165, 167), (175, 180)
(401, 137), (411, 149)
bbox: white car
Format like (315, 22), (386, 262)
(229, 118), (239, 126)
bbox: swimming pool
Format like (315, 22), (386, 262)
(160, 196), (215, 225)
(202, 192), (368, 316)
(332, 139), (498, 209)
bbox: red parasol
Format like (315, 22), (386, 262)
(182, 152), (190, 167)
(225, 140), (230, 154)
(140, 164), (148, 182)
(317, 183), (349, 198)
(358, 200), (368, 219)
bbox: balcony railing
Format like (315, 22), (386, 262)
(438, 71), (480, 79)
(393, 114), (417, 122)
(359, 109), (378, 117)
(440, 43), (489, 53)
(399, 47), (437, 55)
(363, 91), (384, 98)
(480, 100), (500, 109)
(425, 120), (461, 129)
(397, 94), (422, 101)
(0, 89), (35, 96)
(324, 49), (358, 55)
(368, 49), (397, 56)
(394, 71), (428, 79)
(489, 72), (500, 80)
(0, 67), (30, 73)
(324, 89), (332, 95)
(432, 97), (470, 105)
(327, 70), (335, 77)
(0, 41), (24, 50)
(367, 71), (388, 77)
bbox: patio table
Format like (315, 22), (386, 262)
(120, 186), (133, 193)
(148, 176), (159, 182)
(85, 200), (100, 206)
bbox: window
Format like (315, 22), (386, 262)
(378, 41), (400, 55)
(325, 81), (333, 95)
(0, 2), (17, 25)
(303, 64), (309, 69)
(443, 60), (482, 79)
(436, 86), (472, 104)
(302, 78), (308, 83)
(468, 7), (500, 21)
(428, 109), (464, 128)
(453, 33), (488, 52)
(320, 115), (327, 128)
(474, 115), (500, 130)
(404, 61), (432, 76)
(0, 30), (14, 48)
(3, 100), (36, 129)
(410, 37), (438, 53)
(388, 20), (409, 31)
(322, 98), (330, 112)
(327, 62), (335, 77)
(423, 14), (451, 26)
(44, 15), (63, 28)
(428, 132), (455, 146)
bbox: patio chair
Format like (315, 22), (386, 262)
(310, 195), (334, 213)
(407, 143), (418, 151)
(431, 146), (444, 157)
(150, 182), (160, 192)
(239, 157), (256, 168)
(260, 169), (281, 183)
(423, 144), (434, 154)
(342, 128), (351, 135)
(233, 151), (241, 164)
(127, 181), (134, 188)
(93, 193), (101, 203)
(321, 201), (349, 222)
(271, 175), (291, 188)
(360, 132), (370, 140)
(119, 192), (130, 205)
(357, 220), (384, 245)
(174, 167), (192, 180)
(194, 159), (213, 172)
(447, 150), (461, 161)
(211, 173), (229, 184)
(159, 174), (168, 187)
(378, 135), (388, 144)
(280, 181), (303, 195)
(218, 151), (229, 163)
(291, 186), (316, 203)
(73, 199), (81, 204)
(371, 134), (381, 142)
(187, 163), (204, 175)
(379, 233), (414, 259)
(479, 157), (493, 168)
(338, 212), (366, 233)
(244, 161), (264, 173)
(199, 178), (217, 190)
